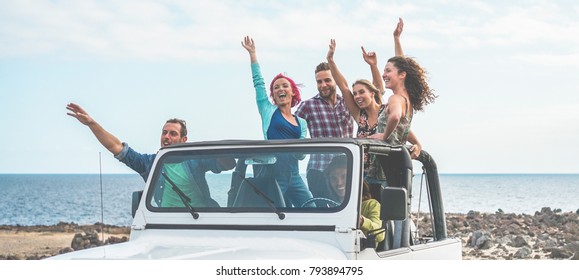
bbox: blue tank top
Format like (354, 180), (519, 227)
(266, 109), (301, 140)
(266, 109), (301, 173)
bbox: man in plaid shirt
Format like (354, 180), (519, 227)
(295, 62), (354, 194)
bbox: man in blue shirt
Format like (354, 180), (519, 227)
(66, 102), (190, 181)
(66, 103), (235, 207)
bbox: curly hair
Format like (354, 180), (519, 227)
(387, 56), (437, 112)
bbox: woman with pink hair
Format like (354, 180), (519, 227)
(242, 36), (307, 141)
(242, 36), (312, 207)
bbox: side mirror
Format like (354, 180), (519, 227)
(132, 190), (143, 218)
(380, 187), (408, 221)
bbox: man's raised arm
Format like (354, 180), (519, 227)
(66, 103), (123, 156)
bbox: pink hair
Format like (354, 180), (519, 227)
(269, 73), (302, 108)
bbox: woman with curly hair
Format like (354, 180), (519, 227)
(368, 55), (437, 149)
(366, 55), (436, 189)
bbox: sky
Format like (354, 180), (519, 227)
(1, 0), (578, 174)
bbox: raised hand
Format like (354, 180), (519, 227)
(361, 46), (378, 66)
(66, 103), (94, 126)
(241, 36), (256, 53)
(66, 102), (123, 155)
(327, 39), (336, 60)
(393, 17), (404, 39)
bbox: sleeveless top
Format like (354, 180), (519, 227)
(357, 104), (386, 138)
(266, 108), (302, 140)
(367, 96), (413, 181)
(266, 109), (302, 174)
(377, 96), (412, 145)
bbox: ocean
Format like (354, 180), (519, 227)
(0, 173), (577, 226)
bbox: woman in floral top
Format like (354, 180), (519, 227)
(326, 39), (384, 139)
(326, 39), (385, 172)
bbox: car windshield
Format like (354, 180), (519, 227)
(146, 147), (353, 213)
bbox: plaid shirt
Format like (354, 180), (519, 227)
(295, 94), (354, 171)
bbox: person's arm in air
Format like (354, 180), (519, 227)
(66, 103), (123, 156)
(362, 46), (384, 94)
(394, 17), (404, 56)
(243, 36), (268, 108)
(242, 36), (274, 138)
(327, 39), (360, 122)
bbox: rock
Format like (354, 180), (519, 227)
(510, 235), (531, 247)
(107, 235), (128, 244)
(563, 222), (579, 236)
(514, 246), (532, 259)
(71, 231), (105, 250)
(59, 247), (74, 254)
(548, 248), (573, 259)
(563, 241), (579, 257)
(469, 230), (495, 249)
(534, 238), (558, 250)
(495, 235), (513, 246)
(539, 207), (553, 215)
(467, 210), (480, 219)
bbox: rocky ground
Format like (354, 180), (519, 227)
(435, 207), (579, 260)
(0, 222), (129, 260)
(1, 207), (577, 260)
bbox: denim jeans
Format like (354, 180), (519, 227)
(255, 155), (314, 208)
(276, 171), (313, 208)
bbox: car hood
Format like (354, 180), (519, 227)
(48, 234), (349, 260)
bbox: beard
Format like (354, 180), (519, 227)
(319, 86), (336, 99)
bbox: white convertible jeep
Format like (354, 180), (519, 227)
(51, 138), (461, 260)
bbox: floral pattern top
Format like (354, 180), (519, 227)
(357, 104), (386, 172)
(356, 104), (385, 138)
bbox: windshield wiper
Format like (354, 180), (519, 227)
(236, 174), (285, 220)
(161, 172), (199, 219)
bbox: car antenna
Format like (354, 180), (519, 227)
(99, 152), (105, 243)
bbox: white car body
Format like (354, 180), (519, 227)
(50, 139), (462, 260)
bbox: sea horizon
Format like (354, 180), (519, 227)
(1, 173), (577, 226)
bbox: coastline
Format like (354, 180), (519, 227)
(0, 223), (129, 260)
(1, 207), (577, 260)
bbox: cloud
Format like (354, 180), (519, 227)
(399, 1), (579, 52)
(0, 0), (410, 60)
(512, 52), (579, 68)
(1, 1), (578, 67)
